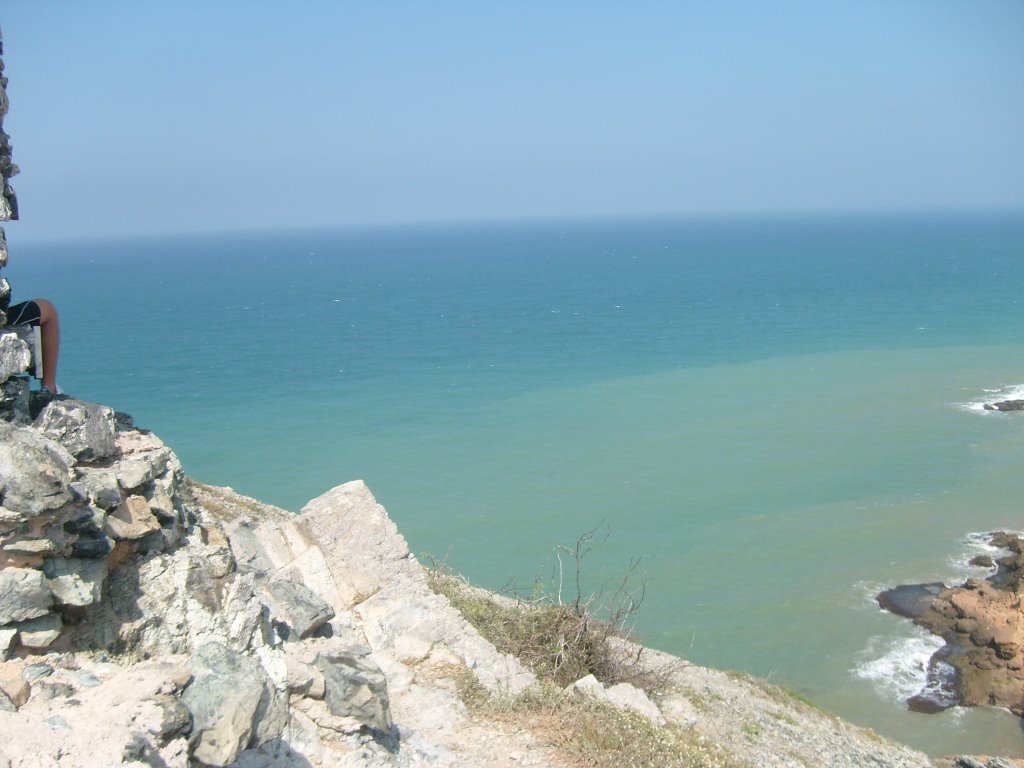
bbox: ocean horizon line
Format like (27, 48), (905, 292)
(10, 203), (1024, 251)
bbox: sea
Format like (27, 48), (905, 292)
(10, 211), (1024, 757)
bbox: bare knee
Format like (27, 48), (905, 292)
(33, 298), (58, 323)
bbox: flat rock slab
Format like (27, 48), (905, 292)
(877, 582), (946, 619)
(262, 578), (334, 640)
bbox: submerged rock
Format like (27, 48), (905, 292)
(983, 399), (1024, 411)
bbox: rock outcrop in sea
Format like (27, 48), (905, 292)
(879, 532), (1024, 720)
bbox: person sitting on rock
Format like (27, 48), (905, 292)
(6, 297), (61, 395)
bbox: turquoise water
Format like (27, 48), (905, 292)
(10, 212), (1024, 755)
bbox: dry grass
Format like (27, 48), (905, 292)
(455, 671), (746, 768)
(424, 532), (747, 768)
(428, 565), (675, 694)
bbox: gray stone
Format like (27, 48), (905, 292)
(262, 578), (335, 640)
(43, 715), (71, 732)
(225, 519), (276, 574)
(316, 648), (393, 733)
(21, 662), (53, 680)
(0, 376), (29, 424)
(0, 423), (74, 516)
(148, 694), (191, 743)
(953, 760), (986, 768)
(0, 331), (29, 384)
(43, 557), (108, 607)
(182, 642), (273, 767)
(103, 494), (160, 540)
(34, 399), (117, 461)
(0, 687), (16, 711)
(14, 611), (62, 648)
(74, 468), (123, 510)
(0, 627), (15, 659)
(63, 507), (115, 558)
(0, 567), (53, 623)
(989, 759), (1017, 768)
(115, 456), (154, 490)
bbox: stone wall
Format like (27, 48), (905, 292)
(0, 24), (21, 329)
(0, 26), (18, 226)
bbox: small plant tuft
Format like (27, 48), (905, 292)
(426, 524), (677, 694)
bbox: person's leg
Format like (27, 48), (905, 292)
(34, 298), (60, 392)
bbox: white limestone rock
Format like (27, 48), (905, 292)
(0, 423), (74, 516)
(0, 331), (29, 384)
(34, 399), (117, 462)
(605, 681), (665, 725)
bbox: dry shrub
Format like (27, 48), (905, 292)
(426, 525), (679, 695)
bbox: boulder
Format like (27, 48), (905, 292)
(880, 531), (1024, 716)
(0, 376), (29, 424)
(14, 611), (62, 649)
(0, 423), (74, 516)
(43, 557), (108, 607)
(182, 642), (276, 767)
(63, 508), (115, 559)
(103, 494), (160, 540)
(0, 567), (53, 624)
(315, 647), (393, 733)
(115, 456), (156, 491)
(0, 331), (29, 384)
(261, 578), (334, 640)
(73, 468), (122, 510)
(34, 399), (117, 461)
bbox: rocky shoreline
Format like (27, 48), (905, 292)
(878, 532), (1024, 719)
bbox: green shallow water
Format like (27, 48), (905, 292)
(362, 345), (1024, 755)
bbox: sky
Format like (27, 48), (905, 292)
(1, 1), (1023, 242)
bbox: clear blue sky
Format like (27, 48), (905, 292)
(2, 1), (1023, 241)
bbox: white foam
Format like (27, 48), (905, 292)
(960, 383), (1024, 413)
(853, 629), (945, 702)
(945, 530), (1023, 582)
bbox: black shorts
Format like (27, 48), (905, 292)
(6, 300), (41, 326)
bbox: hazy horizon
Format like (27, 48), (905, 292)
(2, 2), (1022, 243)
